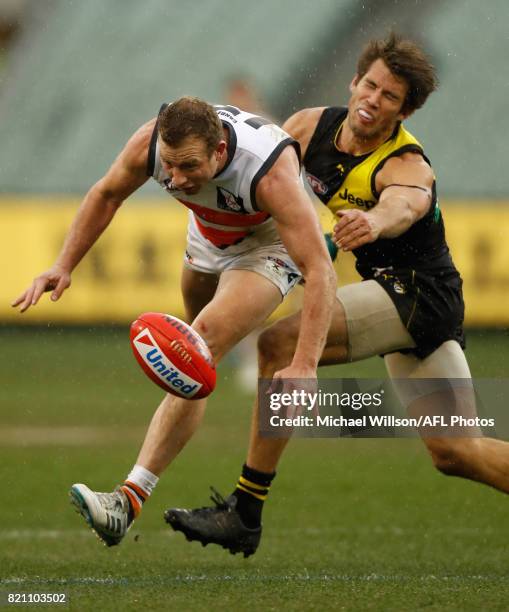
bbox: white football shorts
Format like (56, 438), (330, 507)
(183, 212), (301, 297)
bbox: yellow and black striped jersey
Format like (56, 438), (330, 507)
(304, 107), (455, 277)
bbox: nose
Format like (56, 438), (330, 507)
(366, 89), (381, 108)
(171, 167), (189, 188)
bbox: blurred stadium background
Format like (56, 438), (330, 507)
(1, 1), (509, 610)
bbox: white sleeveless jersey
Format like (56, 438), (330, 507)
(147, 104), (300, 250)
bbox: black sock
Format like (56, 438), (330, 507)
(231, 464), (275, 529)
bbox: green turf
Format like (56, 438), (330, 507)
(1, 326), (509, 610)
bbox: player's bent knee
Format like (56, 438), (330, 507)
(425, 438), (480, 477)
(192, 319), (229, 362)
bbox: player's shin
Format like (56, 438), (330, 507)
(136, 393), (208, 474)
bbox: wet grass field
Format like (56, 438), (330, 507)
(1, 326), (509, 611)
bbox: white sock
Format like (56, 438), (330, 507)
(125, 464), (159, 496)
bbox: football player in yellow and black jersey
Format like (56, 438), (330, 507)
(167, 33), (509, 558)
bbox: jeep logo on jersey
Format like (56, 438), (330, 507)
(337, 187), (376, 210)
(133, 328), (202, 398)
(306, 173), (328, 195)
(217, 187), (246, 213)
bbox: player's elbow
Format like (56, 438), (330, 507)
(92, 180), (124, 209)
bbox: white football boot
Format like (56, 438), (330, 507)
(69, 483), (131, 546)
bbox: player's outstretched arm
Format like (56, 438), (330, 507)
(334, 152), (434, 252)
(12, 119), (155, 313)
(256, 146), (337, 378)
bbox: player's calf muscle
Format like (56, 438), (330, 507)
(425, 438), (480, 477)
(257, 326), (295, 372)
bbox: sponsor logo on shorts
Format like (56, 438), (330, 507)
(133, 329), (202, 398)
(393, 280), (406, 295)
(265, 257), (301, 288)
(306, 173), (328, 195)
(373, 266), (393, 279)
(287, 272), (300, 287)
(265, 259), (285, 279)
(267, 256), (294, 270)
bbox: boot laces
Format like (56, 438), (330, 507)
(96, 489), (125, 512)
(192, 486), (232, 515)
(209, 486), (229, 508)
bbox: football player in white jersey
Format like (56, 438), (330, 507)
(12, 96), (336, 547)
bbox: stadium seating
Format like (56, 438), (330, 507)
(0, 0), (352, 193)
(0, 0), (506, 196)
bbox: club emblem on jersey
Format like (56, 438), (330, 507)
(306, 173), (328, 195)
(217, 187), (246, 213)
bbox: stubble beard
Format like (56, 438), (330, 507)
(348, 113), (396, 149)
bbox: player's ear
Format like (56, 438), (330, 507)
(398, 107), (414, 122)
(349, 75), (360, 93)
(215, 140), (227, 159)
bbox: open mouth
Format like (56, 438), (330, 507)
(358, 108), (375, 123)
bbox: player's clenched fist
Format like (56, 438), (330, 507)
(333, 209), (381, 251)
(11, 265), (71, 313)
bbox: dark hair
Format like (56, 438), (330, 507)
(158, 96), (223, 155)
(357, 32), (438, 115)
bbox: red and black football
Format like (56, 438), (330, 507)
(130, 312), (216, 399)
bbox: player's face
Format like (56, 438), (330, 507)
(159, 136), (223, 195)
(347, 59), (409, 143)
